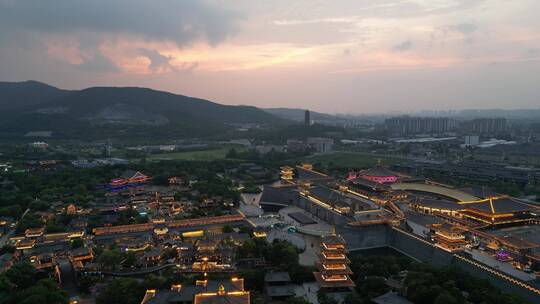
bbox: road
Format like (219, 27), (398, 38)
(58, 257), (78, 297)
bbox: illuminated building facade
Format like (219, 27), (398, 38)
(191, 239), (233, 272)
(109, 170), (150, 187)
(458, 196), (536, 226)
(348, 165), (399, 184)
(314, 234), (355, 290)
(66, 204), (77, 215)
(92, 214), (245, 236)
(429, 223), (468, 252)
(142, 278), (250, 304)
(280, 166), (294, 182)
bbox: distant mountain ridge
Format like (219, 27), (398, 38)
(0, 81), (286, 139)
(0, 80), (70, 110)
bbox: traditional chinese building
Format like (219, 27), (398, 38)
(429, 223), (468, 252)
(348, 163), (399, 184)
(30, 253), (56, 271)
(192, 239), (233, 272)
(194, 282), (250, 304)
(280, 166), (294, 182)
(458, 196), (538, 226)
(66, 203), (77, 215)
(109, 170), (151, 187)
(69, 247), (94, 270)
(142, 277), (250, 304)
(168, 176), (183, 185)
(314, 234), (355, 290)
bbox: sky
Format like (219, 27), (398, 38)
(0, 0), (539, 113)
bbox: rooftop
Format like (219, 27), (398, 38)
(360, 165), (398, 178)
(460, 196), (537, 214)
(321, 234), (346, 246)
(372, 291), (413, 304)
(264, 272), (291, 283)
(296, 166), (334, 181)
(288, 212), (317, 225)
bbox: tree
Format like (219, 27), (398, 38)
(0, 264), (67, 304)
(434, 291), (459, 304)
(15, 213), (44, 233)
(143, 274), (167, 289)
(267, 239), (299, 270)
(161, 248), (178, 261)
(0, 245), (15, 255)
(78, 275), (97, 294)
(226, 148), (238, 159)
(0, 205), (23, 219)
(4, 262), (35, 289)
(289, 265), (316, 284)
(317, 290), (338, 304)
(99, 249), (123, 270)
(70, 238), (84, 249)
(96, 278), (145, 304)
(288, 297), (311, 304)
(358, 277), (388, 299)
(238, 269), (266, 292)
(46, 222), (67, 233)
(344, 293), (364, 304)
(11, 278), (68, 304)
(122, 251), (138, 268)
(222, 224), (233, 233)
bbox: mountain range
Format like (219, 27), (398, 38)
(0, 81), (287, 140)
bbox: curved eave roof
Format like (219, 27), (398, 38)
(462, 197), (537, 214)
(360, 165), (397, 177)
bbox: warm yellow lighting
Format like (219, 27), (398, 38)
(182, 230), (204, 238)
(322, 252), (345, 259)
(323, 264), (346, 270)
(253, 231), (267, 238)
(198, 292), (217, 296)
(321, 274), (348, 281)
(227, 291), (248, 295)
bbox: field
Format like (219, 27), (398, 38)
(147, 146), (246, 161)
(301, 151), (404, 169)
(146, 147), (404, 167)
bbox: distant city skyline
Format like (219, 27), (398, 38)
(1, 0), (539, 113)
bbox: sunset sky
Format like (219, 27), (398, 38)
(1, 0), (539, 113)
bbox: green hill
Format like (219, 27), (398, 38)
(0, 81), (287, 140)
(0, 80), (69, 110)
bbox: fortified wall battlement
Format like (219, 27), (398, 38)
(339, 225), (540, 303)
(274, 165), (540, 301)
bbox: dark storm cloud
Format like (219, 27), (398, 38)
(77, 52), (119, 73)
(137, 49), (175, 72)
(0, 0), (241, 46)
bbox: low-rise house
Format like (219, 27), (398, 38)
(264, 272), (295, 301)
(372, 291), (413, 304)
(30, 253), (56, 271)
(142, 278), (250, 304)
(144, 248), (162, 267)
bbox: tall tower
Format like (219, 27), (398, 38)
(305, 110), (311, 126)
(106, 138), (112, 157)
(280, 166), (294, 182)
(314, 234), (355, 291)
